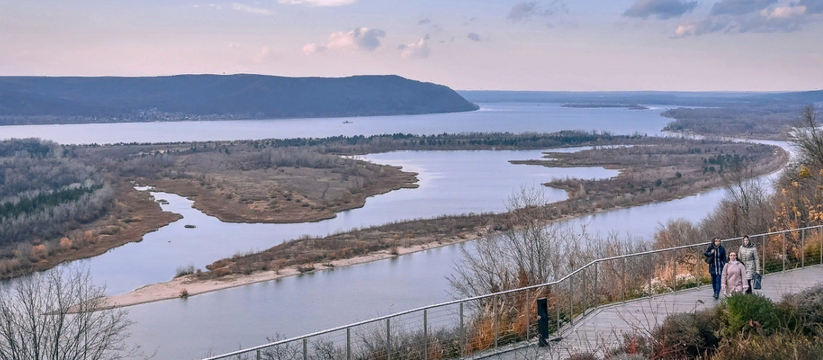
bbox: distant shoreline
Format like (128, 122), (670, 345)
(561, 103), (650, 110)
(0, 107), (480, 127)
(0, 74), (479, 126)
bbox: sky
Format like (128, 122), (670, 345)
(1, 0), (822, 91)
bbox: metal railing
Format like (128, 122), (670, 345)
(202, 224), (823, 360)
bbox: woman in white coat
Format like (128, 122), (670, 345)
(738, 235), (761, 293)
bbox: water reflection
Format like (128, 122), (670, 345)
(82, 149), (617, 295)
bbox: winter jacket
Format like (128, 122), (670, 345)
(738, 244), (761, 280)
(721, 260), (747, 296)
(704, 244), (727, 276)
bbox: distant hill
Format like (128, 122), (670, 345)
(0, 74), (478, 125)
(761, 89), (823, 103)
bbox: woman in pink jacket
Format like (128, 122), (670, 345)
(721, 252), (748, 296)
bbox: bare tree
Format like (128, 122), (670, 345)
(449, 186), (647, 299)
(0, 266), (138, 360)
(717, 165), (772, 237)
(789, 106), (822, 169)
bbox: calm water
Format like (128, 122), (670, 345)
(0, 103), (671, 144)
(86, 149), (617, 295)
(2, 104), (784, 359)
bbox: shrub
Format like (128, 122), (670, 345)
(721, 293), (780, 337)
(179, 289), (189, 298)
(606, 333), (652, 359)
(778, 285), (823, 337)
(175, 264), (197, 278)
(297, 264), (315, 273)
(567, 353), (598, 360)
(711, 333), (823, 360)
(651, 308), (721, 359)
(32, 245), (47, 260)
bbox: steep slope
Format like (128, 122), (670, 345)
(0, 74), (478, 124)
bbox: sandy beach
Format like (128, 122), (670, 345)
(102, 235), (474, 310)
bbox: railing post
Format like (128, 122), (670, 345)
(423, 309), (428, 360)
(673, 253), (677, 292)
(696, 247), (702, 287)
(569, 277), (574, 326)
(555, 284), (561, 333)
(621, 257), (626, 302)
(583, 267), (588, 315)
(459, 302), (465, 358)
(303, 338), (308, 360)
(802, 229), (806, 268)
(762, 236), (767, 275)
(594, 262), (598, 308)
(820, 229), (822, 265)
(648, 256), (653, 297)
(347, 328), (351, 360)
(256, 349), (261, 360)
(526, 290), (531, 342)
(783, 233), (787, 272)
(387, 318), (391, 360)
(493, 296), (499, 350)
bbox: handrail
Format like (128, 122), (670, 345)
(202, 223), (823, 359)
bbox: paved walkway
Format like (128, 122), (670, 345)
(487, 265), (823, 360)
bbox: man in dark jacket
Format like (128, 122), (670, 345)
(705, 237), (727, 300)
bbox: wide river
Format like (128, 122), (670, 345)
(1, 103), (786, 359)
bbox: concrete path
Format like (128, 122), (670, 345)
(485, 265), (823, 360)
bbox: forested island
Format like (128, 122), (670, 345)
(0, 74), (478, 125)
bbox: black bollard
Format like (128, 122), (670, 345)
(537, 297), (549, 347)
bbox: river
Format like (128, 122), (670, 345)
(1, 103), (785, 359)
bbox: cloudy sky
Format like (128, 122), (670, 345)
(2, 0), (822, 91)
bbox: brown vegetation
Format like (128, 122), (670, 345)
(526, 140), (786, 214)
(81, 131), (653, 224)
(653, 107), (823, 269)
(193, 138), (786, 282)
(568, 286), (823, 360)
(662, 105), (803, 140)
(202, 213), (498, 279)
(0, 180), (182, 278)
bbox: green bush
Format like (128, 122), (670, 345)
(721, 293), (780, 337)
(650, 308), (721, 359)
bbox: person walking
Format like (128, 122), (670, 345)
(705, 237), (727, 300)
(721, 252), (748, 296)
(738, 235), (761, 294)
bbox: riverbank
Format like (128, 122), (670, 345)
(101, 140), (789, 309)
(1, 181), (182, 279)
